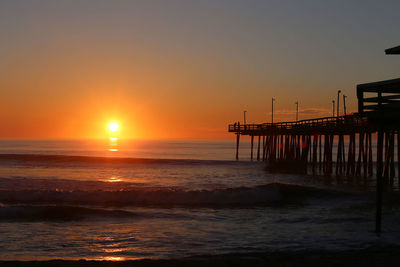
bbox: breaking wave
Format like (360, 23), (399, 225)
(0, 154), (244, 168)
(0, 205), (133, 221)
(0, 183), (350, 207)
(0, 204), (194, 222)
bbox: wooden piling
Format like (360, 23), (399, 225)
(262, 136), (265, 161)
(368, 133), (373, 176)
(398, 131), (400, 182)
(390, 131), (395, 184)
(319, 135), (322, 172)
(363, 132), (369, 180)
(336, 135), (344, 176)
(235, 133), (240, 160)
(347, 134), (356, 177)
(356, 132), (364, 177)
(376, 130), (384, 233)
(328, 135), (334, 175)
(384, 132), (390, 182)
(312, 134), (318, 174)
(250, 135), (254, 161)
(323, 135), (327, 174)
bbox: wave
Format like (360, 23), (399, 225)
(0, 205), (134, 221)
(0, 153), (247, 167)
(0, 183), (351, 207)
(0, 204), (193, 222)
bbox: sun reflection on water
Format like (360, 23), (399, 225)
(108, 137), (119, 152)
(96, 256), (126, 261)
(105, 176), (123, 182)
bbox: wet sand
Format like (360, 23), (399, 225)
(1, 247), (400, 267)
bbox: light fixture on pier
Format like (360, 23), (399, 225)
(272, 98), (275, 124)
(337, 90), (341, 117)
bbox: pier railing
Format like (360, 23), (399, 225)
(228, 114), (368, 134)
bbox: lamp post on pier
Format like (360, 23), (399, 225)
(243, 110), (247, 125)
(295, 101), (299, 122)
(337, 90), (341, 117)
(272, 98), (275, 124)
(332, 100), (335, 117)
(343, 95), (347, 115)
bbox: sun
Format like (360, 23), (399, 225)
(108, 122), (119, 132)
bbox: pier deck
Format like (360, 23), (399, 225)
(229, 114), (371, 136)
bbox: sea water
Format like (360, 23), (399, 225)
(0, 139), (400, 261)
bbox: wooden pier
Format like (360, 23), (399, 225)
(229, 77), (400, 233)
(230, 114), (376, 176)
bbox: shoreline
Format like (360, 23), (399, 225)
(2, 247), (400, 267)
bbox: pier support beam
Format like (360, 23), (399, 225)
(235, 133), (240, 160)
(356, 132), (365, 177)
(319, 135), (322, 172)
(384, 132), (390, 183)
(250, 135), (254, 161)
(398, 131), (400, 182)
(336, 134), (345, 176)
(376, 130), (384, 233)
(368, 133), (373, 176)
(347, 134), (356, 177)
(390, 131), (395, 184)
(363, 132), (369, 180)
(312, 134), (318, 175)
(262, 136), (266, 161)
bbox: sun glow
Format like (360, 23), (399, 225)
(108, 136), (119, 152)
(108, 122), (119, 132)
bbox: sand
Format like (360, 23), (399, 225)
(1, 247), (400, 267)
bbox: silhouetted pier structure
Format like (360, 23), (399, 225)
(229, 76), (400, 233)
(230, 77), (400, 181)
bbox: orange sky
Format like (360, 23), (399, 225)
(1, 1), (399, 139)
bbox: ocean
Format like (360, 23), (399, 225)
(1, 139), (400, 261)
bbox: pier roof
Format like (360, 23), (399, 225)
(385, 45), (400, 54)
(357, 77), (400, 92)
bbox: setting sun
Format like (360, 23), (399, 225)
(108, 122), (119, 132)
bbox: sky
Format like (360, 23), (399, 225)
(0, 0), (399, 139)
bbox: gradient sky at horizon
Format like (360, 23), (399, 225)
(1, 0), (399, 139)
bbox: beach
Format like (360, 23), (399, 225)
(2, 248), (400, 266)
